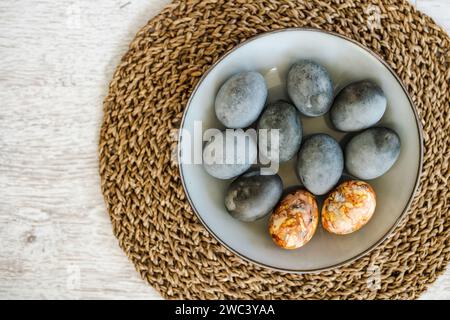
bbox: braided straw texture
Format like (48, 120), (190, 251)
(99, 0), (450, 299)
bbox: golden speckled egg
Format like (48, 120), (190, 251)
(269, 189), (319, 249)
(322, 180), (376, 235)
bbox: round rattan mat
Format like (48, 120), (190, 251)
(99, 0), (450, 299)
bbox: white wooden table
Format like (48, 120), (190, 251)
(0, 0), (449, 300)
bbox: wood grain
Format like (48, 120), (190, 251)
(0, 0), (448, 299)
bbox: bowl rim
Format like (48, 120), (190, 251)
(177, 27), (424, 274)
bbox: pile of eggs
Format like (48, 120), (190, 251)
(202, 60), (401, 249)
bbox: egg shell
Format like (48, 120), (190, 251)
(287, 60), (334, 117)
(269, 189), (319, 249)
(257, 100), (302, 163)
(345, 127), (401, 180)
(296, 134), (344, 195)
(203, 130), (257, 180)
(215, 71), (267, 128)
(225, 171), (283, 222)
(330, 80), (387, 132)
(322, 180), (376, 235)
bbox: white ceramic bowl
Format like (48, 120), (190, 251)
(178, 29), (422, 273)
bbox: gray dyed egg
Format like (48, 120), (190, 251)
(330, 80), (387, 132)
(225, 171), (283, 222)
(345, 127), (401, 180)
(203, 130), (257, 180)
(215, 71), (267, 128)
(257, 101), (302, 163)
(287, 60), (333, 117)
(296, 134), (344, 195)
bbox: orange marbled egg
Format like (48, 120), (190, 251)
(322, 180), (376, 235)
(268, 189), (319, 249)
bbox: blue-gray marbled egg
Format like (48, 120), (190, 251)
(215, 71), (267, 128)
(330, 80), (387, 132)
(202, 130), (257, 180)
(257, 101), (302, 163)
(225, 171), (283, 222)
(345, 127), (401, 180)
(296, 134), (344, 195)
(287, 60), (334, 117)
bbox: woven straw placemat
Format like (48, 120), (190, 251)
(99, 0), (449, 299)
